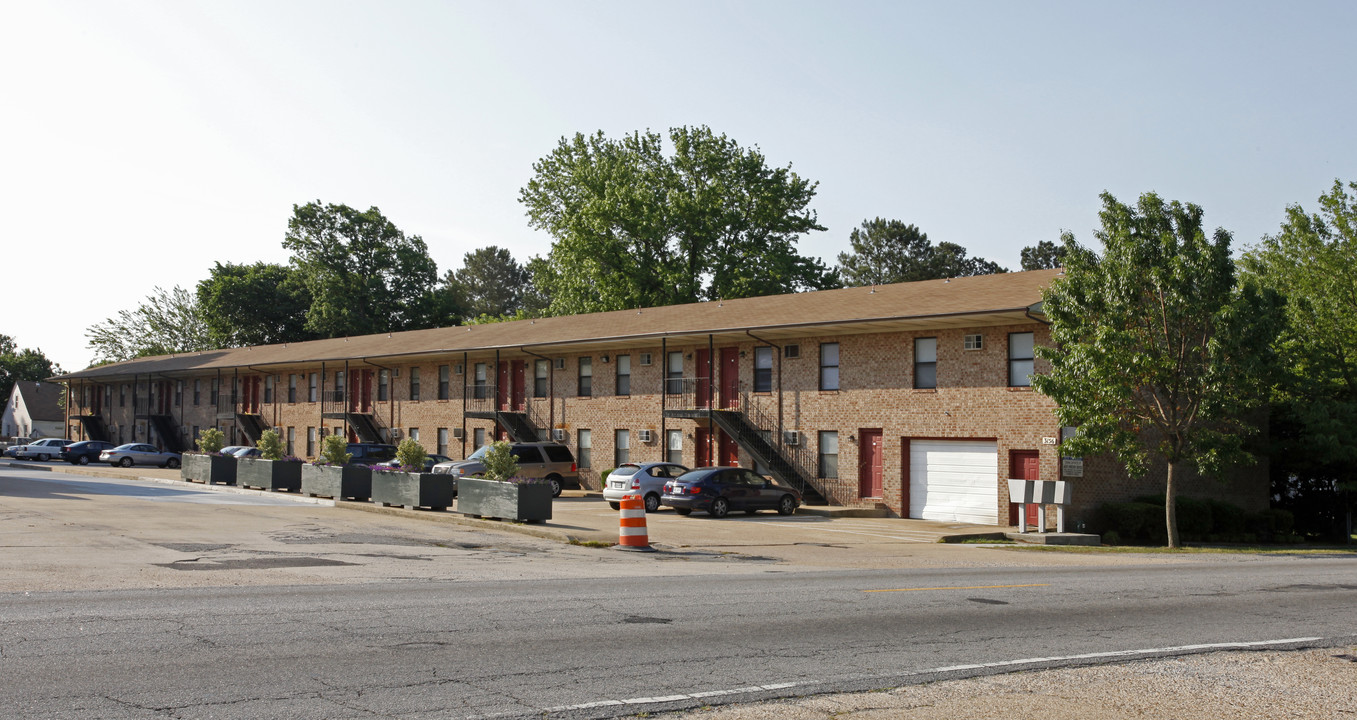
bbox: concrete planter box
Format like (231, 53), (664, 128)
(181, 453), (236, 485)
(458, 477), (552, 523)
(302, 464), (372, 501)
(371, 471), (453, 510)
(237, 458), (303, 492)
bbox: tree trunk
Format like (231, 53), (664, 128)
(1165, 460), (1181, 549)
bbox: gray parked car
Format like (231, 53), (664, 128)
(99, 443), (182, 469)
(603, 462), (691, 512)
(432, 442), (579, 497)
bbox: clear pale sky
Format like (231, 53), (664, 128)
(3, 0), (1354, 373)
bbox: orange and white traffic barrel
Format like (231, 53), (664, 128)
(616, 494), (656, 552)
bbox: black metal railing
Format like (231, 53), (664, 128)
(662, 377), (716, 411)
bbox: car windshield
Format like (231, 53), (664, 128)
(673, 469), (712, 483)
(467, 445), (491, 460)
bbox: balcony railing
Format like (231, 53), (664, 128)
(662, 377), (714, 411)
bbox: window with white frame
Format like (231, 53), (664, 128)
(438, 365), (451, 400)
(534, 359), (549, 397)
(1009, 332), (1035, 387)
(665, 351), (684, 394)
(964, 334), (983, 350)
(754, 347), (773, 393)
(666, 429), (683, 465)
(578, 357), (592, 397)
(914, 337), (937, 389)
(473, 363), (487, 400)
(437, 428), (448, 456)
(614, 429), (630, 466)
(819, 343), (840, 391)
(817, 431), (838, 479)
(577, 429), (592, 468)
(615, 354), (631, 396)
(408, 367), (421, 401)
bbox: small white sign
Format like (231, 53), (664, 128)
(1062, 457), (1084, 477)
(1042, 436), (1058, 445)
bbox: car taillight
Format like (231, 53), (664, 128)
(630, 479), (640, 489)
(571, 463), (577, 472)
(664, 483), (673, 493)
(689, 485), (703, 495)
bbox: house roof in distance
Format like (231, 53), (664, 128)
(12, 381), (65, 421)
(57, 268), (1061, 382)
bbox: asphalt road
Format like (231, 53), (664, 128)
(2, 464), (1356, 719)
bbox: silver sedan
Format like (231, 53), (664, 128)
(100, 443), (182, 469)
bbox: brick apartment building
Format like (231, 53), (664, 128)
(54, 269), (1267, 527)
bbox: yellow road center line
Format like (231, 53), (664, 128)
(864, 583), (1051, 593)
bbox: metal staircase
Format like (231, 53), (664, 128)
(235, 413), (271, 444)
(74, 415), (111, 443)
(493, 411), (540, 442)
(707, 410), (829, 505)
(148, 415), (185, 453)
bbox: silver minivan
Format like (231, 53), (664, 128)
(432, 442), (579, 497)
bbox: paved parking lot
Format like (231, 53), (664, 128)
(0, 456), (1126, 577)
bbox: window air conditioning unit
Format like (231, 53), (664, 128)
(452, 428), (465, 439)
(638, 429), (653, 443)
(639, 353), (653, 366)
(783, 430), (800, 446)
(391, 428), (403, 439)
(783, 344), (800, 359)
(554, 358), (566, 370)
(454, 364), (464, 375)
(552, 428), (566, 442)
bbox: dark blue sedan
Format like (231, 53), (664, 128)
(660, 466), (801, 518)
(60, 440), (117, 465)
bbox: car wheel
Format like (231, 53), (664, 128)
(166, 458), (180, 469)
(546, 475), (563, 498)
(608, 501), (620, 510)
(675, 508), (692, 516)
(77, 456), (90, 465)
(709, 497), (730, 519)
(37, 453), (49, 462)
(778, 495), (797, 516)
(118, 457), (134, 468)
(644, 493), (660, 513)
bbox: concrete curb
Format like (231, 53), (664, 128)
(336, 499), (616, 544)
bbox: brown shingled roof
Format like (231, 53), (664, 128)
(14, 381), (65, 421)
(57, 269), (1060, 381)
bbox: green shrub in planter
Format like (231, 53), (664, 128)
(257, 429), (285, 460)
(320, 434), (352, 465)
(481, 441), (519, 481)
(196, 427), (225, 454)
(395, 438), (427, 470)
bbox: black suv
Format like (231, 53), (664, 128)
(344, 443), (398, 466)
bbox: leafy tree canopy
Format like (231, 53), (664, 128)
(1020, 239), (1067, 270)
(836, 218), (1006, 286)
(444, 246), (534, 319)
(520, 126), (837, 315)
(283, 201), (453, 337)
(0, 335), (62, 401)
(84, 286), (215, 364)
(1032, 191), (1282, 547)
(1242, 179), (1357, 531)
(196, 262), (316, 347)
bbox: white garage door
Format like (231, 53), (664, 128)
(909, 440), (999, 525)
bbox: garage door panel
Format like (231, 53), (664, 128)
(909, 440), (998, 525)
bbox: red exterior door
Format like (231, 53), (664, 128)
(858, 429), (883, 498)
(720, 347), (739, 408)
(496, 362), (510, 410)
(1008, 450), (1042, 526)
(243, 377), (261, 413)
(718, 430), (738, 466)
(695, 427), (712, 467)
(511, 361), (525, 410)
(348, 371), (372, 413)
(695, 349), (712, 408)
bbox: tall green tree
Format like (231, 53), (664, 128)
(1242, 179), (1357, 539)
(444, 246), (532, 320)
(836, 218), (1006, 286)
(196, 262), (315, 347)
(520, 126), (837, 315)
(84, 286), (215, 364)
(1020, 239), (1067, 270)
(0, 335), (61, 401)
(1032, 192), (1282, 548)
(283, 202), (449, 337)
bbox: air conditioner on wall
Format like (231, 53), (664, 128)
(554, 358), (565, 370)
(783, 431), (800, 446)
(452, 428), (465, 439)
(552, 428), (566, 442)
(639, 353), (653, 366)
(638, 429), (653, 443)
